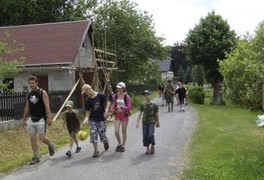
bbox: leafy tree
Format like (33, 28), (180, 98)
(0, 0), (91, 26)
(171, 45), (189, 78)
(178, 66), (185, 83)
(219, 23), (264, 109)
(195, 65), (204, 86)
(92, 0), (167, 82)
(0, 32), (24, 91)
(184, 67), (192, 84)
(183, 10), (237, 104)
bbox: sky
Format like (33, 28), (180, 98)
(130, 0), (264, 46)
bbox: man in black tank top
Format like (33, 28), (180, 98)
(22, 76), (55, 165)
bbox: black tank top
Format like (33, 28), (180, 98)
(27, 88), (46, 117)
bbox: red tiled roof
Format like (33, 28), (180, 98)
(0, 20), (91, 66)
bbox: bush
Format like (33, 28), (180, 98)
(188, 85), (205, 104)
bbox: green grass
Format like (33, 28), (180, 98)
(182, 103), (264, 179)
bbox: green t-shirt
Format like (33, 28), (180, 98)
(139, 101), (159, 123)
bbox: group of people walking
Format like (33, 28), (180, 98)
(22, 76), (160, 165)
(158, 79), (188, 112)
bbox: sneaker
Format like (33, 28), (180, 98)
(162, 104), (164, 107)
(115, 145), (122, 152)
(182, 109), (185, 112)
(168, 108), (170, 112)
(29, 157), (40, 165)
(48, 143), (55, 156)
(150, 146), (155, 155)
(119, 145), (125, 152)
(92, 151), (99, 158)
(66, 151), (72, 157)
(75, 147), (81, 153)
(103, 141), (109, 151)
(145, 148), (150, 155)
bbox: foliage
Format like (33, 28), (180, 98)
(170, 45), (190, 78)
(182, 103), (264, 179)
(92, 0), (167, 82)
(188, 85), (205, 104)
(184, 67), (192, 84)
(178, 66), (185, 83)
(0, 32), (24, 90)
(0, 0), (92, 26)
(219, 22), (264, 109)
(183, 10), (237, 104)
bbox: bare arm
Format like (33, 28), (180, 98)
(136, 111), (142, 128)
(42, 90), (52, 126)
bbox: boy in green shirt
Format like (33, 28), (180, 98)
(136, 90), (160, 155)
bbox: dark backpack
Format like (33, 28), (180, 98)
(114, 93), (131, 116)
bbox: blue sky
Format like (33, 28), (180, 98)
(131, 0), (264, 46)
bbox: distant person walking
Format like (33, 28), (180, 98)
(176, 82), (187, 112)
(111, 82), (132, 152)
(82, 84), (110, 158)
(22, 76), (55, 165)
(62, 100), (81, 158)
(136, 90), (160, 155)
(157, 83), (165, 106)
(163, 79), (175, 112)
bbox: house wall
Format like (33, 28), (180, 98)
(49, 70), (75, 91)
(13, 70), (75, 92)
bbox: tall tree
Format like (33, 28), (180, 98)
(219, 22), (264, 109)
(171, 45), (189, 78)
(92, 0), (167, 82)
(183, 10), (237, 104)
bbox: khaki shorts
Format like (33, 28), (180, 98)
(26, 117), (46, 134)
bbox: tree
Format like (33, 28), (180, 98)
(177, 66), (185, 83)
(219, 22), (264, 109)
(170, 45), (189, 78)
(92, 0), (167, 82)
(0, 32), (24, 91)
(0, 0), (91, 26)
(184, 67), (192, 84)
(183, 10), (237, 104)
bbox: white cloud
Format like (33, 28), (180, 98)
(131, 0), (264, 46)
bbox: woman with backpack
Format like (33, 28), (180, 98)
(110, 82), (132, 152)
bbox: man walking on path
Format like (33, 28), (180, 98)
(163, 79), (175, 112)
(22, 76), (55, 165)
(176, 82), (187, 112)
(82, 84), (110, 158)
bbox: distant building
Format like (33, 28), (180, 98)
(157, 58), (174, 80)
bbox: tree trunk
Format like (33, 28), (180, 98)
(212, 81), (222, 105)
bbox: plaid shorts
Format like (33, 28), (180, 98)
(89, 120), (108, 144)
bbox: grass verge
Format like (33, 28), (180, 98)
(181, 103), (264, 179)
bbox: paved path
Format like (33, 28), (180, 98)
(1, 98), (197, 180)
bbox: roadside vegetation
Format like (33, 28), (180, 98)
(182, 94), (264, 179)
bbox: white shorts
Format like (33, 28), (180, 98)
(26, 117), (46, 134)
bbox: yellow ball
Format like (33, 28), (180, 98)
(77, 131), (88, 141)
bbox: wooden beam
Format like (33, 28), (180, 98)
(95, 58), (115, 64)
(53, 78), (80, 122)
(94, 48), (116, 56)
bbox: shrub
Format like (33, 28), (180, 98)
(188, 85), (205, 104)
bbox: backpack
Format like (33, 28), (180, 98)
(165, 84), (174, 95)
(114, 93), (131, 116)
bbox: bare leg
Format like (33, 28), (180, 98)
(114, 120), (122, 145)
(29, 134), (38, 157)
(121, 121), (128, 146)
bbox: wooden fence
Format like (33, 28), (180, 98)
(0, 90), (77, 122)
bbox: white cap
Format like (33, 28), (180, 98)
(116, 82), (126, 88)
